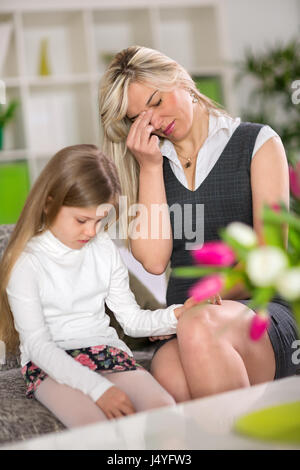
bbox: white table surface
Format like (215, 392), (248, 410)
(2, 376), (300, 450)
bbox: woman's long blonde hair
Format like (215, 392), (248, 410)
(99, 45), (225, 232)
(0, 144), (121, 354)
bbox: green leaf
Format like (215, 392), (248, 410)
(247, 287), (275, 311)
(287, 227), (300, 264)
(263, 208), (300, 231)
(0, 100), (19, 127)
(290, 299), (300, 336)
(263, 222), (284, 248)
(172, 266), (225, 278)
(218, 228), (250, 260)
(223, 270), (246, 291)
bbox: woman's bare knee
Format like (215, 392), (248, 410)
(150, 341), (191, 403)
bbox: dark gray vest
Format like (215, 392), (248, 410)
(163, 122), (263, 305)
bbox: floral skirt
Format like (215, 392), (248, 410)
(21, 345), (143, 399)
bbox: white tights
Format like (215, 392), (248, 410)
(34, 369), (175, 428)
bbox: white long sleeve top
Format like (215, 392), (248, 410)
(7, 230), (181, 402)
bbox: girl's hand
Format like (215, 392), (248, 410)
(149, 334), (174, 342)
(149, 295), (222, 341)
(174, 294), (222, 320)
(174, 296), (199, 319)
(96, 386), (136, 419)
(126, 110), (163, 169)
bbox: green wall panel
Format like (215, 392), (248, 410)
(0, 161), (30, 224)
(193, 76), (224, 107)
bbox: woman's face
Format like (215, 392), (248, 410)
(126, 82), (195, 143)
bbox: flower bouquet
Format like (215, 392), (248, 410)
(173, 161), (300, 444)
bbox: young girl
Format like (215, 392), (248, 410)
(0, 144), (193, 428)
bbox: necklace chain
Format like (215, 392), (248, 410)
(177, 153), (195, 169)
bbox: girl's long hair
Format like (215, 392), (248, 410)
(0, 144), (121, 354)
(98, 45), (227, 237)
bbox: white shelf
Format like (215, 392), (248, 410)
(26, 74), (92, 86)
(0, 0), (236, 184)
(0, 149), (27, 162)
(22, 10), (89, 77)
(27, 82), (94, 153)
(157, 6), (221, 71)
(92, 8), (153, 74)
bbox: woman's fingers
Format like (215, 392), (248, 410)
(126, 109), (161, 165)
(207, 295), (222, 305)
(128, 110), (151, 144)
(149, 335), (173, 341)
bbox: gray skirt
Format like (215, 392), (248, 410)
(154, 299), (300, 380)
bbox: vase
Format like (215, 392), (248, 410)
(38, 38), (51, 76)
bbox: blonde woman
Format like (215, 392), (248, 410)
(99, 46), (299, 402)
(0, 144), (197, 427)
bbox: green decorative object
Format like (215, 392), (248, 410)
(234, 401), (300, 444)
(193, 76), (224, 107)
(0, 161), (30, 224)
(39, 38), (51, 76)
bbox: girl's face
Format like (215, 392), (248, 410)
(126, 82), (195, 142)
(49, 205), (109, 250)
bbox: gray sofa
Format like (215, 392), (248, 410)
(0, 224), (158, 445)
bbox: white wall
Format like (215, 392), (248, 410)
(223, 0), (300, 114)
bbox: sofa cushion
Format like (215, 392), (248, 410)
(0, 225), (20, 370)
(0, 368), (65, 445)
(0, 347), (153, 445)
(0, 224), (14, 259)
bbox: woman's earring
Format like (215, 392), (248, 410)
(190, 90), (199, 103)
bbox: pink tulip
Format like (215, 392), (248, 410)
(249, 311), (270, 341)
(189, 275), (224, 302)
(289, 163), (300, 199)
(192, 241), (235, 266)
(270, 203), (281, 213)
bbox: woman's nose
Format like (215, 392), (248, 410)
(150, 111), (162, 131)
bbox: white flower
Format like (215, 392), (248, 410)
(226, 222), (257, 247)
(246, 246), (288, 287)
(276, 268), (300, 301)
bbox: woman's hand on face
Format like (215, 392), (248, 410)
(96, 386), (136, 419)
(126, 110), (163, 169)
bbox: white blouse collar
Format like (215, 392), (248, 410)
(160, 112), (241, 163)
(27, 229), (81, 256)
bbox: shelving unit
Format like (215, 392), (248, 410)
(0, 0), (235, 221)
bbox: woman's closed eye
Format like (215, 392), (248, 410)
(128, 99), (162, 123)
(153, 98), (162, 107)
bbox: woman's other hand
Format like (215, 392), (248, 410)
(207, 294), (222, 305)
(96, 386), (136, 419)
(149, 334), (174, 342)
